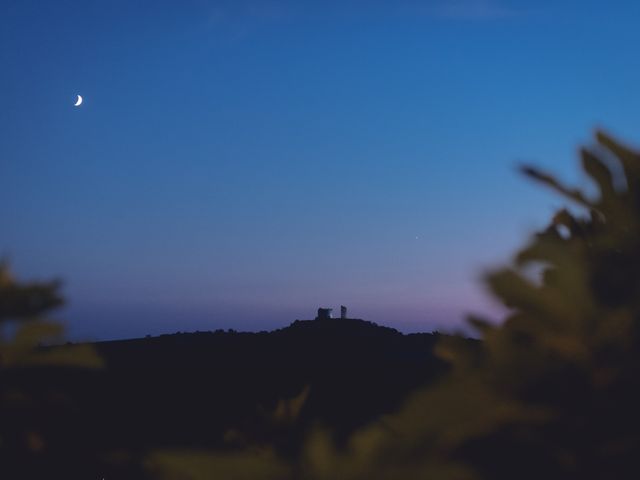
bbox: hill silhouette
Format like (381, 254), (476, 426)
(91, 317), (447, 447)
(14, 317), (452, 479)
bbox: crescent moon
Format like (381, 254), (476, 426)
(74, 95), (83, 107)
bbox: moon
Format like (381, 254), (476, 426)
(74, 95), (83, 107)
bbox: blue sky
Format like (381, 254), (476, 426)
(2, 1), (640, 339)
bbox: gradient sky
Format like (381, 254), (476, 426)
(2, 0), (640, 340)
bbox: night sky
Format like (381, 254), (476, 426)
(2, 1), (640, 340)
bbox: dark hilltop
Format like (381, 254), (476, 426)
(15, 309), (454, 479)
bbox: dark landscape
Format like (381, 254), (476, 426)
(4, 315), (451, 478)
(7, 131), (640, 480)
(5, 2), (640, 479)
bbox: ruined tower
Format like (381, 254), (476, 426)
(316, 308), (333, 320)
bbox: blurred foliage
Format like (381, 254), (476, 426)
(0, 262), (103, 369)
(145, 448), (291, 480)
(0, 262), (103, 477)
(271, 385), (310, 425)
(148, 130), (640, 479)
(145, 386), (311, 479)
(0, 261), (63, 322)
